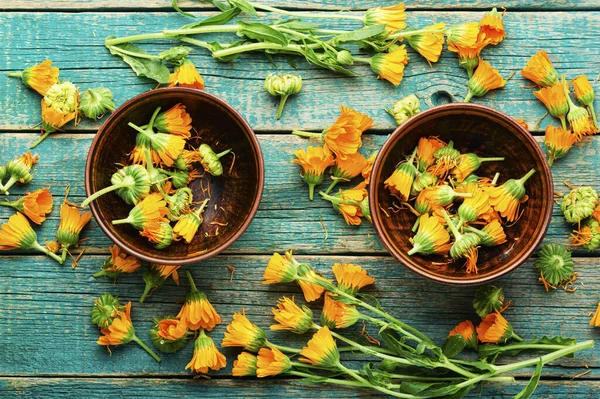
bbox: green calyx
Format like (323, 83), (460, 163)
(79, 87), (115, 120)
(535, 243), (575, 286)
(149, 317), (189, 353)
(473, 285), (505, 318)
(434, 140), (460, 162)
(435, 185), (469, 206)
(581, 219), (600, 250)
(561, 186), (598, 224)
(499, 168), (536, 202)
(449, 232), (480, 260)
(163, 168), (191, 189)
(56, 228), (80, 249)
(165, 187), (193, 221)
(198, 143), (230, 176)
(408, 230), (436, 256)
(140, 268), (166, 303)
(152, 222), (174, 249)
(82, 164), (150, 208)
(410, 172), (438, 196)
(91, 293), (122, 328)
(458, 201), (478, 224)
(158, 46), (192, 63)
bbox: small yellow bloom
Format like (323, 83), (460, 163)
(292, 146), (335, 200)
(590, 303), (600, 327)
(256, 346), (291, 377)
(521, 50), (558, 87)
(476, 311), (517, 344)
(533, 83), (569, 126)
(0, 212), (39, 250)
(3, 152), (39, 195)
(155, 264), (180, 284)
(457, 185), (492, 224)
(186, 330), (227, 374)
(299, 326), (340, 368)
(370, 44), (410, 86)
(446, 22), (480, 52)
(331, 152), (368, 182)
(153, 103), (192, 138)
(321, 292), (360, 329)
(169, 59), (205, 89)
(130, 133), (186, 168)
(564, 77), (597, 139)
(407, 23), (445, 66)
(41, 81), (79, 135)
(448, 320), (477, 348)
(408, 213), (452, 256)
(479, 220), (507, 246)
(112, 192), (169, 230)
(572, 75), (595, 106)
(544, 125), (577, 166)
(324, 182), (368, 225)
(332, 263), (374, 295)
(453, 35), (490, 77)
(364, 3), (406, 34)
(173, 199), (209, 243)
(271, 296), (314, 334)
(465, 60), (506, 101)
(156, 318), (188, 341)
(297, 263), (331, 302)
(99, 245), (142, 277)
(8, 60), (59, 96)
(222, 310), (267, 352)
(232, 352), (258, 376)
(263, 251), (298, 284)
(0, 188), (53, 225)
(140, 221), (173, 250)
(97, 302), (135, 346)
(57, 203), (92, 251)
(479, 8), (506, 45)
(177, 289), (221, 332)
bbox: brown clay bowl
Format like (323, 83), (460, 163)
(369, 103), (553, 285)
(85, 88), (264, 265)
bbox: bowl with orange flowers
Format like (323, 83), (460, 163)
(83, 88), (264, 265)
(369, 103), (553, 285)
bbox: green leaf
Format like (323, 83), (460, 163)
(331, 24), (386, 45)
(276, 20), (317, 32)
(106, 39), (171, 84)
(172, 0), (196, 18)
(513, 359), (543, 399)
(478, 336), (578, 359)
(238, 21), (288, 46)
(442, 335), (467, 359)
(180, 7), (241, 30)
(229, 0), (257, 16)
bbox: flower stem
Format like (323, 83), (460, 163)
(560, 115), (567, 130)
(107, 45), (161, 60)
(479, 157), (505, 162)
(7, 72), (22, 77)
(292, 130), (322, 139)
(337, 363), (414, 398)
(269, 341), (302, 354)
(163, 25), (242, 36)
(178, 37), (214, 50)
(442, 210), (463, 241)
(132, 335), (162, 363)
(0, 176), (17, 194)
(519, 168), (536, 184)
(93, 270), (106, 278)
(104, 33), (171, 46)
(276, 94), (290, 120)
(30, 131), (53, 149)
(81, 181), (131, 207)
(139, 281), (153, 304)
(250, 2), (365, 22)
(33, 242), (64, 264)
(61, 248), (68, 264)
(308, 184), (315, 201)
(212, 42), (311, 60)
(390, 28), (445, 39)
(464, 91), (474, 103)
(325, 180), (339, 195)
(0, 200), (15, 208)
(216, 149), (232, 158)
(185, 270), (198, 292)
(589, 104), (598, 129)
(111, 217), (132, 225)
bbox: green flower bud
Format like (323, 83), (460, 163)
(264, 73), (303, 120)
(79, 87), (115, 119)
(561, 186), (598, 224)
(197, 144), (230, 177)
(158, 46), (192, 63)
(336, 50), (354, 66)
(473, 285), (505, 318)
(165, 187), (193, 221)
(449, 232), (480, 260)
(535, 244), (575, 287)
(91, 293), (122, 328)
(110, 164), (151, 205)
(165, 168), (191, 189)
(386, 94), (421, 126)
(410, 172), (438, 196)
(379, 359), (398, 373)
(44, 81), (78, 113)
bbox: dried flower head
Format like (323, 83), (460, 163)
(385, 94), (421, 126)
(177, 271), (221, 331)
(95, 245), (141, 279)
(446, 22), (480, 51)
(296, 263), (331, 302)
(561, 186), (598, 224)
(533, 83), (569, 128)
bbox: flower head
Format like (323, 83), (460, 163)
(452, 153), (503, 183)
(169, 59), (204, 89)
(97, 302), (135, 346)
(141, 221), (174, 249)
(362, 151), (378, 184)
(521, 51), (558, 87)
(5, 152), (39, 186)
(296, 263), (331, 302)
(561, 186), (598, 224)
(264, 74), (303, 119)
(0, 188), (53, 225)
(57, 203), (92, 250)
(271, 296), (314, 334)
(411, 172), (438, 197)
(571, 218), (600, 251)
(416, 137), (446, 172)
(222, 311), (267, 352)
(408, 23), (445, 65)
(113, 192), (169, 230)
(476, 311), (517, 344)
(453, 35), (490, 76)
(9, 60), (59, 95)
(256, 346), (291, 377)
(430, 140), (461, 178)
(590, 303), (600, 327)
(458, 186), (492, 223)
(449, 230), (480, 274)
(564, 77), (597, 139)
(292, 145), (335, 200)
(173, 199), (209, 243)
(97, 245), (141, 279)
(473, 285), (505, 318)
(476, 220), (507, 247)
(370, 44), (410, 86)
(263, 251), (299, 284)
(331, 152), (368, 182)
(384, 156), (417, 202)
(484, 169), (536, 222)
(321, 292), (360, 329)
(104, 164), (151, 206)
(446, 22), (480, 51)
(386, 94), (421, 126)
(466, 60), (506, 100)
(332, 263), (374, 295)
(186, 330), (227, 374)
(365, 3), (406, 33)
(572, 75), (596, 106)
(448, 320), (477, 349)
(479, 8), (506, 45)
(177, 272), (221, 331)
(149, 317), (188, 353)
(533, 83), (569, 123)
(300, 326), (340, 367)
(91, 293), (122, 328)
(41, 81), (79, 134)
(79, 87), (115, 120)
(130, 129), (186, 168)
(153, 103), (192, 137)
(323, 182), (368, 225)
(408, 213), (452, 256)
(0, 212), (39, 250)
(320, 106), (373, 159)
(232, 352), (258, 376)
(535, 243), (575, 289)
(544, 125), (577, 166)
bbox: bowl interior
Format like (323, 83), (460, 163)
(86, 88), (263, 264)
(371, 104), (553, 284)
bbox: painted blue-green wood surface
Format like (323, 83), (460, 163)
(1, 3), (600, 399)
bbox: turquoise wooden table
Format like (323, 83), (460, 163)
(1, 1), (600, 398)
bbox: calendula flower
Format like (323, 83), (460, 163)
(299, 326), (340, 368)
(36, 81), (79, 148)
(163, 186), (193, 221)
(454, 35), (491, 78)
(196, 143), (230, 177)
(222, 310), (267, 352)
(271, 296), (314, 334)
(91, 293), (122, 328)
(572, 75), (598, 130)
(8, 60), (59, 96)
(79, 87), (115, 120)
(264, 73), (303, 120)
(533, 83), (569, 129)
(263, 251), (299, 284)
(469, 220), (507, 247)
(385, 94), (421, 126)
(0, 188), (53, 225)
(521, 50), (558, 87)
(590, 303), (600, 327)
(384, 149), (417, 201)
(369, 44), (410, 86)
(361, 151), (378, 184)
(484, 169), (536, 222)
(56, 203), (92, 259)
(563, 77), (597, 139)
(149, 317), (188, 353)
(416, 137), (446, 172)
(112, 192), (169, 230)
(446, 22), (480, 52)
(457, 188), (492, 226)
(332, 263), (374, 295)
(82, 164), (151, 207)
(473, 285), (505, 318)
(232, 352), (258, 377)
(571, 218), (600, 251)
(0, 212), (63, 263)
(169, 59), (204, 89)
(326, 152), (368, 194)
(140, 264), (180, 303)
(448, 320), (477, 349)
(93, 245), (141, 279)
(256, 346), (291, 377)
(296, 263), (331, 302)
(464, 60), (506, 102)
(479, 8), (506, 45)
(177, 270), (221, 331)
(292, 146), (335, 200)
(364, 3), (406, 33)
(174, 149), (198, 171)
(186, 330), (227, 374)
(410, 172), (438, 197)
(408, 213), (452, 256)
(427, 184), (473, 208)
(561, 186), (598, 224)
(544, 125), (577, 166)
(407, 23), (445, 66)
(452, 153), (504, 183)
(2, 152), (39, 195)
(141, 221), (174, 249)
(443, 211), (481, 273)
(476, 311), (521, 344)
(97, 301), (162, 362)
(173, 198), (209, 243)
(535, 243), (575, 290)
(430, 140), (461, 178)
(321, 292), (360, 329)
(153, 103), (192, 137)
(320, 182), (368, 225)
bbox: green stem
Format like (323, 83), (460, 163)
(308, 184), (315, 201)
(560, 115), (567, 130)
(139, 281), (153, 303)
(132, 335), (162, 363)
(30, 131), (53, 149)
(185, 270), (198, 292)
(478, 157), (505, 162)
(111, 217), (132, 225)
(212, 42), (313, 59)
(325, 180), (339, 195)
(163, 24), (242, 36)
(147, 106), (161, 130)
(442, 210), (463, 241)
(249, 3), (365, 22)
(288, 370), (371, 388)
(407, 244), (421, 256)
(276, 94), (290, 120)
(337, 363), (414, 399)
(491, 172), (500, 185)
(269, 342), (301, 354)
(464, 91), (474, 103)
(588, 104), (598, 129)
(93, 270), (106, 278)
(518, 168), (536, 184)
(81, 181), (131, 207)
(61, 248), (68, 264)
(1, 176), (17, 194)
(351, 56), (373, 64)
(0, 200), (15, 208)
(178, 37), (214, 50)
(411, 216), (421, 233)
(108, 45), (161, 60)
(7, 72), (22, 77)
(467, 67), (474, 79)
(104, 33), (171, 46)
(292, 130), (322, 139)
(390, 28), (446, 39)
(216, 149), (232, 158)
(32, 242), (64, 264)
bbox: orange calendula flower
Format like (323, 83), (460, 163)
(479, 8), (506, 45)
(186, 329), (227, 374)
(332, 263), (374, 295)
(296, 263), (331, 302)
(271, 296), (314, 334)
(292, 146), (335, 200)
(533, 83), (569, 129)
(321, 292), (360, 329)
(169, 59), (205, 89)
(474, 220), (507, 246)
(232, 352), (258, 377)
(464, 60), (506, 102)
(37, 81), (79, 148)
(112, 192), (169, 230)
(0, 188), (53, 225)
(140, 264), (180, 303)
(94, 245), (141, 279)
(408, 213), (452, 256)
(222, 310), (267, 352)
(8, 60), (59, 96)
(454, 34), (491, 77)
(362, 151), (378, 184)
(544, 125), (577, 166)
(514, 118), (528, 130)
(385, 149), (417, 201)
(448, 320), (477, 349)
(593, 205), (600, 224)
(484, 169), (536, 222)
(476, 311), (521, 344)
(56, 203), (92, 258)
(177, 271), (221, 331)
(563, 76), (597, 139)
(364, 2), (406, 33)
(407, 23), (445, 66)
(0, 212), (63, 263)
(369, 44), (410, 86)
(300, 326), (340, 368)
(172, 198), (209, 243)
(153, 103), (192, 138)
(521, 50), (558, 88)
(327, 152), (368, 194)
(572, 75), (598, 129)
(256, 346), (291, 378)
(446, 22), (480, 52)
(590, 303), (600, 327)
(156, 317), (188, 341)
(2, 152), (39, 195)
(321, 182), (368, 225)
(457, 186), (492, 225)
(263, 251), (299, 285)
(416, 137), (446, 172)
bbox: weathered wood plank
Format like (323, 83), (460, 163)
(1, 11), (599, 132)
(0, 133), (597, 256)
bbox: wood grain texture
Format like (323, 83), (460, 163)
(1, 11), (599, 132)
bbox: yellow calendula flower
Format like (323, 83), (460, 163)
(153, 103), (192, 138)
(464, 60), (506, 102)
(93, 245), (141, 279)
(0, 188), (53, 225)
(141, 221), (174, 250)
(232, 352), (258, 377)
(270, 296), (314, 334)
(256, 346), (291, 377)
(544, 125), (577, 166)
(590, 303), (600, 327)
(484, 169), (535, 222)
(364, 2), (406, 34)
(263, 251), (299, 285)
(452, 153), (504, 183)
(572, 75), (598, 129)
(321, 182), (368, 225)
(446, 22), (480, 52)
(457, 186), (492, 225)
(296, 263), (331, 302)
(521, 50), (558, 87)
(563, 76), (597, 139)
(222, 310), (267, 352)
(416, 137), (446, 172)
(476, 311), (520, 344)
(448, 320), (477, 349)
(173, 198), (209, 243)
(0, 212), (63, 263)
(2, 152), (39, 195)
(453, 35), (491, 78)
(97, 302), (135, 346)
(56, 203), (92, 256)
(332, 263), (374, 295)
(384, 149), (417, 202)
(40, 81), (79, 138)
(327, 152), (368, 194)
(479, 8), (506, 45)
(292, 146), (335, 200)
(8, 60), (59, 96)
(407, 23), (445, 66)
(321, 292), (360, 329)
(140, 264), (180, 303)
(112, 192), (169, 230)
(177, 271), (221, 331)
(150, 316), (188, 353)
(299, 326), (340, 368)
(169, 59), (205, 89)
(369, 44), (410, 86)
(475, 220), (507, 246)
(186, 330), (227, 374)
(156, 318), (187, 341)
(408, 213), (452, 256)
(533, 83), (569, 129)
